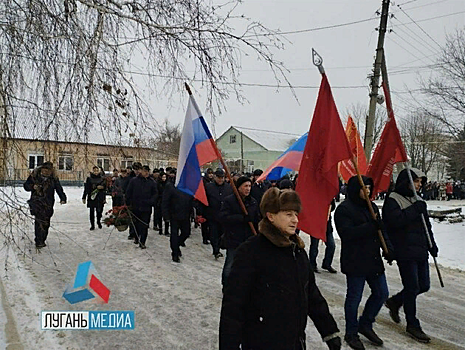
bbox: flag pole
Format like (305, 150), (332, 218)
(184, 83), (257, 235)
(312, 49), (389, 255)
(380, 54), (444, 287)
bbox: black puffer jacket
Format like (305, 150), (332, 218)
(82, 173), (107, 208)
(126, 175), (158, 212)
(335, 176), (392, 277)
(220, 220), (339, 350)
(382, 169), (437, 261)
(204, 182), (232, 222)
(219, 194), (259, 249)
(24, 166), (67, 214)
(162, 182), (193, 221)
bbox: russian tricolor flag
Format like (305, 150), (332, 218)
(257, 133), (308, 182)
(175, 96), (219, 205)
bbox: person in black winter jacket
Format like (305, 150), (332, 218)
(162, 182), (194, 262)
(82, 166), (107, 230)
(155, 173), (169, 235)
(112, 168), (130, 207)
(24, 162), (67, 248)
(250, 169), (270, 205)
(220, 188), (341, 350)
(204, 168), (232, 259)
(335, 176), (394, 350)
(124, 163), (141, 240)
(382, 168), (438, 343)
(126, 165), (158, 249)
(219, 176), (259, 289)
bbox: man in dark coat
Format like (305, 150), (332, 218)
(382, 168), (438, 343)
(200, 168), (214, 244)
(155, 172), (169, 235)
(112, 168), (130, 207)
(82, 166), (107, 230)
(310, 198), (337, 274)
(250, 169), (270, 205)
(220, 188), (341, 350)
(24, 161), (67, 248)
(162, 182), (194, 262)
(219, 176), (259, 289)
(205, 168), (232, 259)
(126, 165), (158, 249)
(124, 163), (141, 240)
(335, 176), (393, 350)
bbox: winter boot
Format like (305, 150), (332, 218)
(406, 326), (431, 343)
(158, 228), (163, 235)
(90, 225), (95, 231)
(385, 297), (401, 323)
(214, 252), (224, 259)
(322, 265), (337, 273)
(358, 326), (383, 346)
(344, 334), (365, 350)
(97, 221), (102, 229)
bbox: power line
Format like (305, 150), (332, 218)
(403, 0), (450, 11)
(386, 35), (431, 64)
(391, 31), (437, 65)
(391, 16), (440, 55)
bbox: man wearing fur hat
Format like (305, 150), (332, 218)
(220, 188), (341, 350)
(219, 176), (259, 289)
(24, 162), (67, 248)
(335, 175), (394, 350)
(382, 168), (438, 343)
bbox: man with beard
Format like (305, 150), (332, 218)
(126, 165), (158, 249)
(383, 168), (439, 343)
(219, 176), (259, 290)
(82, 166), (107, 230)
(24, 162), (67, 248)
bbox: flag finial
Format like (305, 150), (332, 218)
(312, 48), (325, 74)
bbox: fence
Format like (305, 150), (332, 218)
(0, 169), (84, 187)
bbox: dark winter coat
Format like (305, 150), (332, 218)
(125, 175), (158, 212)
(24, 166), (67, 215)
(219, 194), (259, 249)
(82, 173), (107, 208)
(162, 182), (193, 221)
(382, 169), (437, 261)
(250, 181), (270, 205)
(157, 179), (168, 207)
(220, 219), (339, 350)
(112, 176), (130, 200)
(204, 181), (233, 222)
(334, 176), (392, 277)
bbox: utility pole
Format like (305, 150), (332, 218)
(240, 131), (244, 173)
(364, 0), (390, 162)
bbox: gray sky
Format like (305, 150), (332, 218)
(141, 0), (465, 139)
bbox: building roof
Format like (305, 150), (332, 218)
(228, 126), (301, 152)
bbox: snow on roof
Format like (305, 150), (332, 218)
(232, 126), (301, 152)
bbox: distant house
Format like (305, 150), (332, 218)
(0, 125), (177, 185)
(216, 126), (300, 173)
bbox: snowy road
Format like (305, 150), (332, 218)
(1, 188), (464, 349)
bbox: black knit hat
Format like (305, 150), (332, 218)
(253, 169), (263, 176)
(260, 187), (302, 216)
(214, 168), (225, 177)
(236, 176), (252, 189)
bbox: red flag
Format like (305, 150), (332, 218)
(367, 81), (408, 198)
(339, 116), (368, 182)
(296, 74), (352, 241)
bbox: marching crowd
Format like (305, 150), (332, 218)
(24, 161), (441, 350)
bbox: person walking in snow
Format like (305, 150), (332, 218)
(335, 175), (394, 350)
(383, 168), (439, 343)
(155, 172), (169, 235)
(24, 161), (67, 248)
(82, 165), (107, 230)
(220, 188), (341, 350)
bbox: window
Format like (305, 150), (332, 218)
(28, 154), (44, 169)
(58, 155), (74, 171)
(121, 159), (133, 169)
(97, 158), (111, 172)
(230, 135), (236, 144)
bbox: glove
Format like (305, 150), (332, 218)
(82, 199), (86, 204)
(429, 244), (439, 258)
(326, 336), (341, 350)
(413, 200), (427, 215)
(243, 213), (252, 223)
(383, 250), (396, 265)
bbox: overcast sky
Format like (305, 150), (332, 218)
(138, 0), (465, 139)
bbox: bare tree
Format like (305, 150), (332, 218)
(345, 103), (387, 148)
(421, 28), (465, 135)
(152, 119), (181, 158)
(400, 111), (446, 175)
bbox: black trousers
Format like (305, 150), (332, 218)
(201, 222), (210, 242)
(89, 206), (104, 226)
(209, 221), (223, 255)
(170, 219), (191, 256)
(34, 210), (53, 245)
(154, 205), (163, 229)
(133, 210), (151, 245)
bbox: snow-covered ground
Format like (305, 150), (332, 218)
(0, 187), (464, 349)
